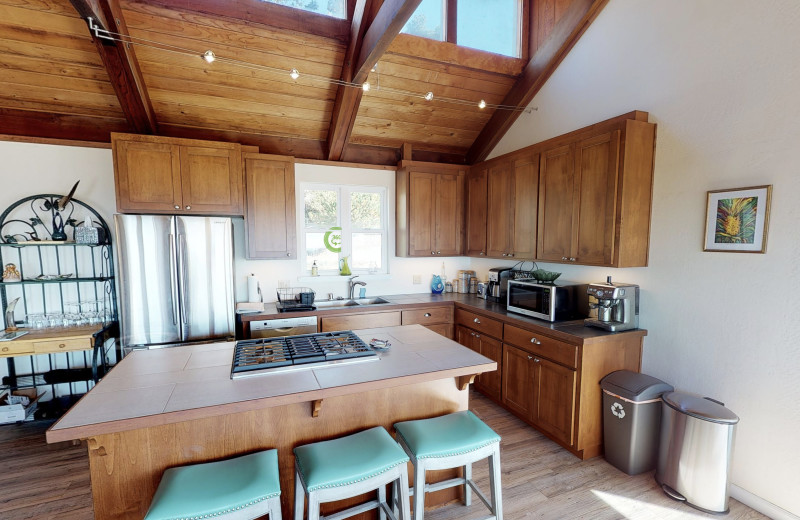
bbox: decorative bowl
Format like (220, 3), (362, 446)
(531, 269), (561, 283)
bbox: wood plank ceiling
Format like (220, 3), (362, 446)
(0, 0), (608, 165)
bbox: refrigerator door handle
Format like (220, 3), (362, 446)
(168, 233), (179, 325)
(178, 234), (188, 324)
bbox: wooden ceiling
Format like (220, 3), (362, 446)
(0, 0), (608, 165)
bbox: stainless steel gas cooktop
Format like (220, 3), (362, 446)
(230, 330), (379, 379)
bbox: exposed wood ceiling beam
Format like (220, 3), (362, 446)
(327, 0), (423, 160)
(0, 108), (131, 143)
(140, 0), (351, 43)
(70, 0), (158, 134)
(466, 0), (609, 164)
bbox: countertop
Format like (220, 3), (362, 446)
(238, 292), (647, 344)
(46, 324), (495, 443)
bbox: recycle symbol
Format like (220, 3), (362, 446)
(611, 402), (626, 419)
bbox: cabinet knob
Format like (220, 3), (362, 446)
(424, 313), (431, 317)
(561, 256), (568, 261)
(286, 253), (291, 257)
(501, 253), (507, 257)
(473, 318), (481, 324)
(437, 251), (441, 255)
(527, 355), (533, 360)
(470, 332), (475, 336)
(185, 205), (191, 210)
(569, 257), (576, 262)
(431, 251), (436, 255)
(534, 358), (540, 363)
(475, 334), (480, 338)
(174, 205), (180, 209)
(2, 347), (8, 353)
(508, 253), (514, 257)
(480, 252), (485, 256)
(530, 337), (541, 345)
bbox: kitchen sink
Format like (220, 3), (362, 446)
(314, 299), (360, 308)
(353, 297), (391, 305)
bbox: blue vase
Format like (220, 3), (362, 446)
(431, 275), (444, 294)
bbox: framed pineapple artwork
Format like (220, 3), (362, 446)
(703, 185), (772, 253)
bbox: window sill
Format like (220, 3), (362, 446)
(297, 274), (392, 282)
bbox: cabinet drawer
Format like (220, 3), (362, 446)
(402, 307), (452, 325)
(455, 308), (503, 338)
(33, 338), (92, 354)
(503, 324), (577, 368)
(320, 311), (401, 332)
(0, 342), (34, 357)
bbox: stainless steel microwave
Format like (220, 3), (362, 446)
(506, 279), (590, 322)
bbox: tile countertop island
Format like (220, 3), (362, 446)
(46, 325), (495, 520)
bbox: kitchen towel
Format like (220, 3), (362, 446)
(247, 274), (261, 303)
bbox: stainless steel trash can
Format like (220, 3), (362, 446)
(600, 370), (674, 475)
(656, 392), (739, 514)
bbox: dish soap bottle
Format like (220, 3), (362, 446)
(311, 260), (319, 276)
(339, 256), (351, 276)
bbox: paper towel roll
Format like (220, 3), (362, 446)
(247, 274), (261, 303)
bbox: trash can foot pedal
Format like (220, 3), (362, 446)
(661, 484), (686, 502)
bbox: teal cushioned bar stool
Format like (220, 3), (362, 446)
(293, 426), (412, 520)
(393, 411), (503, 520)
(144, 449), (282, 520)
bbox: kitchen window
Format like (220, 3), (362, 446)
(259, 0), (346, 19)
(300, 183), (388, 275)
(401, 0), (522, 58)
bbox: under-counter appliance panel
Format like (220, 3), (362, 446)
(507, 279), (589, 322)
(249, 316), (318, 338)
(231, 330), (377, 378)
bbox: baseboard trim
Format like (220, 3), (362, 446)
(730, 485), (799, 520)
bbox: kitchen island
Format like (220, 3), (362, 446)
(46, 325), (495, 520)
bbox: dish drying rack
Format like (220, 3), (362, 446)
(276, 287), (316, 312)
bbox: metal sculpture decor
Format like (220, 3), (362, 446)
(0, 183), (110, 244)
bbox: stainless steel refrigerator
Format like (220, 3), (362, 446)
(114, 214), (235, 351)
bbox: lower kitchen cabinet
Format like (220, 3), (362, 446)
(402, 306), (454, 339)
(456, 325), (501, 401)
(320, 311), (401, 332)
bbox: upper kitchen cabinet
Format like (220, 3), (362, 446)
(465, 166), (488, 257)
(112, 134), (244, 215)
(244, 153), (296, 259)
(538, 117), (655, 267)
(486, 152), (539, 260)
(396, 161), (466, 257)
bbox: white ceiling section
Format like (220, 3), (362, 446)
(489, 0), (800, 516)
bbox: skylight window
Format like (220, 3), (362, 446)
(262, 0), (346, 19)
(401, 0), (521, 58)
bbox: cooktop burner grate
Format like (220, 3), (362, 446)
(231, 330), (376, 378)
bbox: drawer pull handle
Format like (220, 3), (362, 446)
(473, 318), (481, 324)
(501, 253), (507, 257)
(59, 343), (66, 348)
(424, 313), (431, 317)
(530, 338), (541, 345)
(527, 355), (533, 360)
(561, 256), (568, 261)
(534, 358), (540, 363)
(475, 334), (480, 338)
(185, 205), (192, 210)
(174, 205), (180, 209)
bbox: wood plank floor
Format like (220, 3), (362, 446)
(0, 390), (767, 520)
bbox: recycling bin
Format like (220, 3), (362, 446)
(656, 392), (739, 514)
(601, 370), (674, 475)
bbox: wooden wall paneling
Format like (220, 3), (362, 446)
(573, 129), (619, 265)
(467, 0), (610, 163)
(180, 145), (243, 214)
(465, 166), (488, 257)
(244, 153), (296, 259)
(537, 143), (574, 262)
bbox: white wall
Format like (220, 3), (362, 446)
(490, 0), (800, 515)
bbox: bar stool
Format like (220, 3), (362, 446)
(144, 449), (282, 520)
(393, 411), (503, 520)
(293, 426), (412, 520)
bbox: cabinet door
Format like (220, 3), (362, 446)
(180, 146), (243, 215)
(537, 144), (575, 262)
(434, 172), (464, 256)
(476, 334), (502, 401)
(573, 131), (620, 265)
(486, 160), (513, 258)
(319, 311), (401, 332)
(465, 167), (488, 257)
(533, 356), (576, 446)
(502, 344), (535, 420)
(511, 153), (539, 259)
(408, 171), (436, 256)
(244, 154), (296, 259)
(114, 140), (182, 213)
(456, 325), (476, 352)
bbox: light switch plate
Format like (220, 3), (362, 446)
(412, 274), (421, 284)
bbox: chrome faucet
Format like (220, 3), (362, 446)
(348, 275), (366, 299)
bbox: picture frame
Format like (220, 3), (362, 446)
(703, 185), (772, 253)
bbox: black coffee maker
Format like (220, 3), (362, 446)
(487, 267), (513, 303)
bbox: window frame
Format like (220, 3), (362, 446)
(299, 182), (389, 276)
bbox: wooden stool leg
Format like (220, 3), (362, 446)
(413, 459), (425, 520)
(378, 484), (387, 520)
(464, 462), (472, 506)
(397, 464), (412, 520)
(488, 444), (503, 520)
(294, 470), (306, 520)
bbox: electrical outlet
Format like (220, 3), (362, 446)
(412, 274), (421, 284)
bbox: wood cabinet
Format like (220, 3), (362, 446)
(465, 166), (488, 257)
(319, 311), (401, 332)
(396, 161), (466, 257)
(537, 118), (655, 267)
(401, 306), (454, 339)
(244, 153), (296, 259)
(112, 133), (243, 215)
(456, 325), (501, 401)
